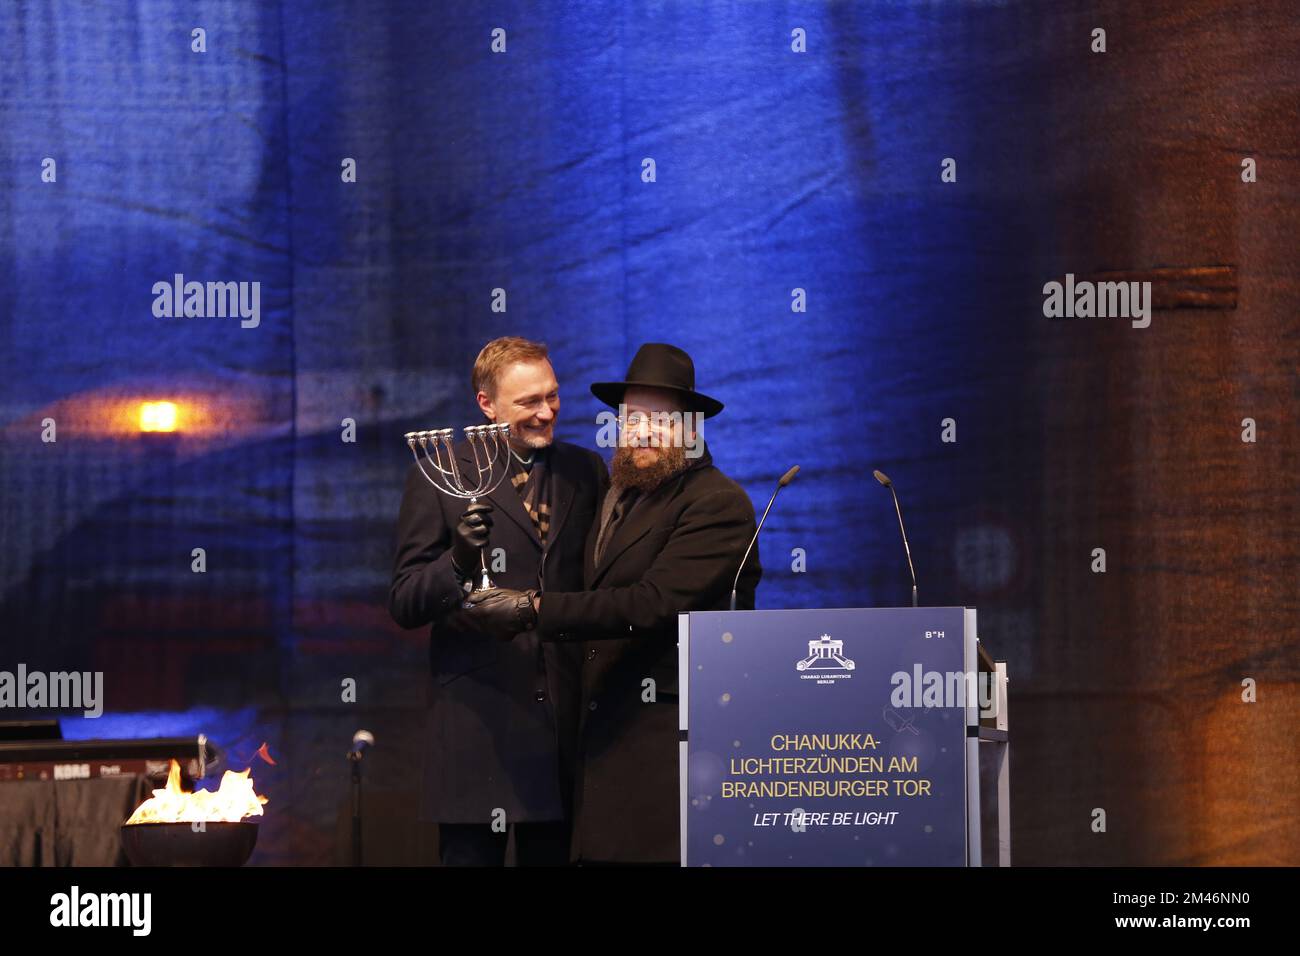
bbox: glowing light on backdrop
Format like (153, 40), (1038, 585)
(138, 401), (179, 433)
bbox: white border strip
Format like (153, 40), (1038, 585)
(678, 612), (690, 867)
(963, 607), (981, 867)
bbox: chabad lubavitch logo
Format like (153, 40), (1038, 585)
(796, 634), (854, 682)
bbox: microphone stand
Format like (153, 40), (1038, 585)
(348, 731), (373, 866)
(349, 752), (363, 866)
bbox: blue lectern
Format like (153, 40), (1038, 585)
(679, 607), (1010, 866)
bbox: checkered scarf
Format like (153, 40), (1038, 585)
(510, 448), (551, 546)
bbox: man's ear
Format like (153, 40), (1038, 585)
(476, 390), (497, 421)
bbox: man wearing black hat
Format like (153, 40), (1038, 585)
(467, 343), (761, 864)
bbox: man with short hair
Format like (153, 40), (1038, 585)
(468, 343), (761, 863)
(389, 336), (607, 865)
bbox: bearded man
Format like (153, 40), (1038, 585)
(466, 342), (761, 864)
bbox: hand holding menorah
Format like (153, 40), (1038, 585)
(404, 423), (512, 592)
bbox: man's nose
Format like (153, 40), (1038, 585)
(535, 403), (554, 422)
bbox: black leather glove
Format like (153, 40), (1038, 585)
(463, 588), (538, 640)
(450, 502), (494, 581)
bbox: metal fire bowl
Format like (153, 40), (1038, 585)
(120, 821), (259, 867)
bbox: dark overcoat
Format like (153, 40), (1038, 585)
(390, 439), (607, 823)
(537, 446), (760, 862)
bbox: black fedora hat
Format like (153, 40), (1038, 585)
(590, 343), (725, 418)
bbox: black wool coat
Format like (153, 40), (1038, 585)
(537, 446), (761, 862)
(389, 439), (607, 824)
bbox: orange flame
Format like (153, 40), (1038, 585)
(125, 759), (267, 824)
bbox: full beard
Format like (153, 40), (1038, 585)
(611, 443), (689, 493)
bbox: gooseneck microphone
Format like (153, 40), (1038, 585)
(873, 469), (917, 608)
(730, 465), (800, 611)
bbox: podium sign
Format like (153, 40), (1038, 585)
(680, 607), (978, 866)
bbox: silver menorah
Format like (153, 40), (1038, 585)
(404, 423), (513, 591)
